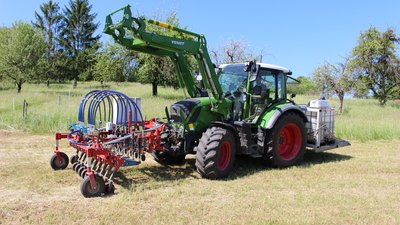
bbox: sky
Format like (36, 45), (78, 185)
(0, 0), (399, 77)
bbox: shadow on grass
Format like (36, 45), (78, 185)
(301, 151), (352, 168)
(113, 159), (198, 190)
(113, 151), (352, 189)
(225, 152), (352, 180)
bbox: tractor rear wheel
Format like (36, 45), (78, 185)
(195, 126), (236, 179)
(50, 152), (69, 170)
(263, 112), (306, 167)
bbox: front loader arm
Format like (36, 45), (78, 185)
(103, 5), (224, 103)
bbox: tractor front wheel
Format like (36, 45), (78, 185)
(263, 112), (306, 167)
(195, 126), (236, 179)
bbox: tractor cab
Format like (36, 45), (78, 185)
(217, 63), (292, 122)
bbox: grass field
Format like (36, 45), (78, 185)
(0, 82), (399, 224)
(1, 82), (399, 141)
(0, 130), (399, 224)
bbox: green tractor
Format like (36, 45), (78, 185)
(104, 5), (349, 179)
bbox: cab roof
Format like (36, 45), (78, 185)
(219, 63), (291, 74)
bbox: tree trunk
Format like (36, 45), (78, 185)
(17, 82), (22, 93)
(338, 91), (344, 114)
(73, 78), (77, 88)
(379, 97), (387, 106)
(152, 83), (158, 96)
(47, 79), (50, 87)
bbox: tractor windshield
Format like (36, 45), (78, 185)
(218, 64), (286, 100)
(218, 64), (248, 94)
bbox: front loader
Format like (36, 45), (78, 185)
(104, 4), (349, 176)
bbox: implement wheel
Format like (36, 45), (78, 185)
(80, 175), (105, 198)
(77, 166), (86, 177)
(70, 155), (78, 164)
(50, 152), (69, 170)
(195, 126), (236, 179)
(263, 112), (306, 167)
(104, 183), (115, 195)
(72, 162), (80, 171)
(80, 169), (87, 178)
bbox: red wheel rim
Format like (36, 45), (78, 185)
(277, 123), (302, 161)
(218, 141), (231, 170)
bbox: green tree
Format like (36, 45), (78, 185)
(33, 0), (61, 54)
(0, 23), (46, 93)
(312, 62), (353, 113)
(349, 27), (400, 105)
(137, 54), (176, 96)
(93, 45), (125, 84)
(103, 43), (138, 82)
(135, 12), (192, 96)
(33, 0), (62, 85)
(58, 0), (100, 87)
(352, 79), (370, 98)
(287, 76), (317, 95)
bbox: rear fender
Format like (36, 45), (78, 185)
(259, 103), (307, 129)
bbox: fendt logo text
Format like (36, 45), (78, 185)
(172, 40), (184, 45)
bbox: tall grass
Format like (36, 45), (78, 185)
(332, 98), (400, 141)
(295, 95), (400, 141)
(0, 82), (399, 141)
(0, 82), (183, 133)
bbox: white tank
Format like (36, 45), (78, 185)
(309, 99), (330, 108)
(305, 100), (335, 146)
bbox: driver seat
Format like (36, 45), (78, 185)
(252, 86), (269, 104)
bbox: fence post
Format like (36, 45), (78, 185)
(58, 96), (61, 106)
(22, 100), (25, 118)
(22, 100), (28, 118)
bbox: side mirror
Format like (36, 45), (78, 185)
(253, 64), (260, 75)
(290, 93), (296, 99)
(244, 61), (253, 72)
(245, 60), (260, 81)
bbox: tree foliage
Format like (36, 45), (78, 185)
(312, 62), (353, 113)
(33, 0), (63, 85)
(0, 23), (46, 93)
(137, 53), (177, 96)
(105, 43), (137, 82)
(33, 0), (62, 55)
(135, 12), (191, 96)
(93, 44), (126, 83)
(349, 27), (400, 105)
(58, 0), (100, 87)
(287, 76), (317, 95)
